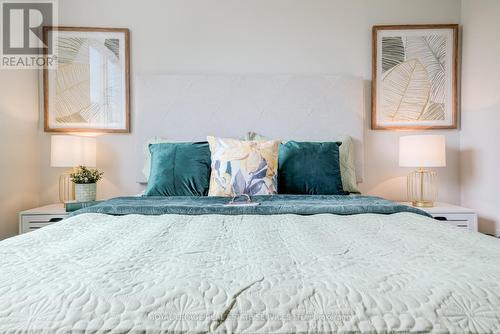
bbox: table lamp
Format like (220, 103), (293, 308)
(51, 135), (96, 202)
(399, 135), (446, 207)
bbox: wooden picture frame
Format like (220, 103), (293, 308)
(372, 24), (459, 130)
(43, 26), (130, 133)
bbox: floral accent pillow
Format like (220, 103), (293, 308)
(207, 136), (280, 196)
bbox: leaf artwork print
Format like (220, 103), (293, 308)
(54, 36), (122, 125)
(381, 34), (447, 121)
(382, 37), (405, 73)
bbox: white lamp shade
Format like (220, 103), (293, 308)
(51, 135), (97, 167)
(399, 135), (446, 168)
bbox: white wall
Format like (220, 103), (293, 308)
(1, 0), (464, 239)
(460, 0), (500, 236)
(0, 70), (40, 238)
(38, 0), (462, 204)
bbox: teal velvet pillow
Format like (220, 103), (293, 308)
(278, 141), (346, 195)
(145, 142), (211, 196)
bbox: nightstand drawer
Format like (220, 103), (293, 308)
(20, 214), (68, 234)
(431, 213), (477, 231)
(440, 220), (470, 229)
(19, 204), (69, 234)
(398, 202), (478, 233)
(22, 215), (67, 225)
(25, 222), (54, 232)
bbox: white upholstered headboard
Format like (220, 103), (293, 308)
(135, 74), (365, 183)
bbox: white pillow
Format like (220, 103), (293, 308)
(337, 136), (359, 193)
(246, 132), (360, 193)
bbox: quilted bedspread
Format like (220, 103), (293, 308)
(1, 212), (499, 333)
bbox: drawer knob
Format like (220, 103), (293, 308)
(49, 217), (64, 223)
(434, 216), (448, 221)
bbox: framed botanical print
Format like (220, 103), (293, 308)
(372, 24), (459, 130)
(43, 27), (130, 133)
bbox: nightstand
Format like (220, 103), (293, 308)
(19, 204), (69, 234)
(399, 202), (478, 232)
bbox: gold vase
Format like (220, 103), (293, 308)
(407, 168), (437, 207)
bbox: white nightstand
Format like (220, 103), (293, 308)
(399, 202), (478, 232)
(19, 204), (69, 234)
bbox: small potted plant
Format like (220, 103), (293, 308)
(70, 166), (104, 202)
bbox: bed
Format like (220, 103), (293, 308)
(2, 74), (499, 333)
(1, 195), (499, 333)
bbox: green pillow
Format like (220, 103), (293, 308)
(278, 141), (346, 195)
(145, 142), (211, 196)
(246, 132), (360, 193)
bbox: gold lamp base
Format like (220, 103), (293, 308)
(59, 170), (75, 203)
(407, 168), (438, 208)
(412, 200), (435, 208)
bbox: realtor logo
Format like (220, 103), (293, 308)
(1, 0), (57, 68)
